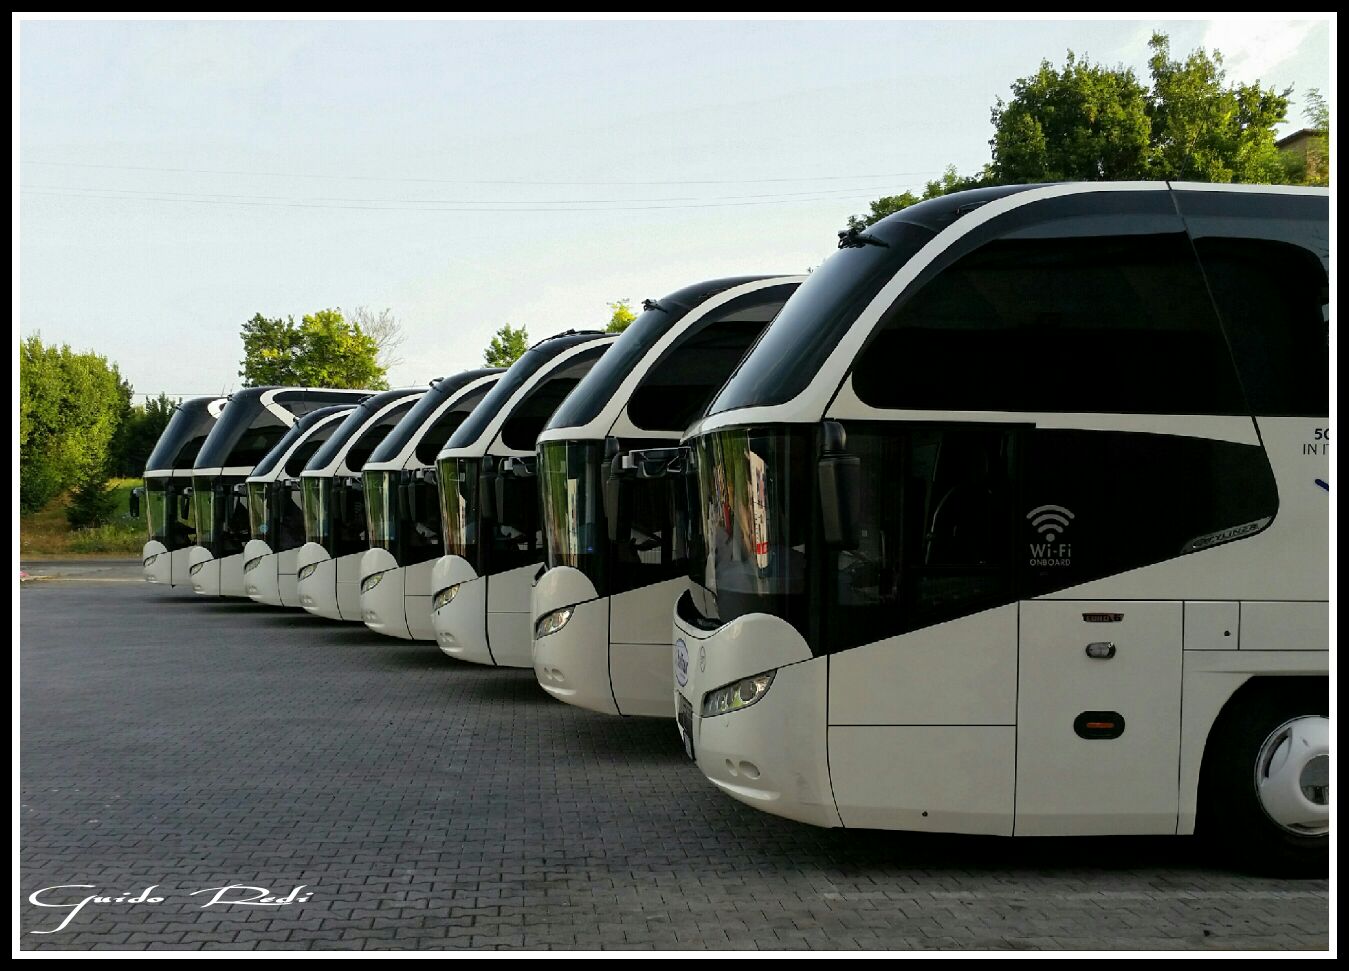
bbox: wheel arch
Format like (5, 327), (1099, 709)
(1182, 673), (1328, 835)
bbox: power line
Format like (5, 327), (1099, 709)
(21, 182), (906, 206)
(20, 186), (895, 214)
(21, 158), (944, 187)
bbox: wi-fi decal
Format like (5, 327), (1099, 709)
(1026, 504), (1075, 542)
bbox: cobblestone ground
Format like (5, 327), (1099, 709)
(19, 566), (1330, 951)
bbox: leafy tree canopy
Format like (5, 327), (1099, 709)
(484, 323), (530, 368)
(238, 309), (388, 390)
(848, 31), (1307, 228)
(19, 335), (129, 512)
(605, 299), (638, 333)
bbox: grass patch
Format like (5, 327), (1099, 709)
(20, 477), (147, 557)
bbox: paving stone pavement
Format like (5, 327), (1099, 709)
(19, 572), (1330, 951)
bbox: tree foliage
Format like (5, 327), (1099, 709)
(605, 299), (638, 333)
(990, 50), (1152, 182)
(484, 323), (530, 368)
(238, 309), (388, 390)
(108, 393), (178, 477)
(849, 31), (1309, 228)
(19, 335), (129, 513)
(1145, 33), (1289, 184)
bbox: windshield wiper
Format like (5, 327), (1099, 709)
(836, 226), (890, 249)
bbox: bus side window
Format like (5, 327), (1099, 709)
(851, 219), (1245, 417)
(1190, 237), (1328, 418)
(827, 423), (1017, 653)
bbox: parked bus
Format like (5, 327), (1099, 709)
(431, 331), (615, 667)
(359, 369), (503, 640)
(532, 276), (802, 716)
(670, 183), (1328, 872)
(242, 404), (357, 606)
(139, 395), (227, 587)
(189, 387), (368, 596)
(296, 388), (423, 621)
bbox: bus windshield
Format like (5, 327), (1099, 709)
(438, 457), (481, 567)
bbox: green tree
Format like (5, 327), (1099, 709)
(991, 51), (1152, 181)
(605, 299), (638, 333)
(109, 393), (178, 477)
(848, 32), (1300, 226)
(238, 309), (387, 389)
(1145, 32), (1289, 184)
(1282, 88), (1329, 186)
(19, 335), (129, 513)
(484, 323), (530, 368)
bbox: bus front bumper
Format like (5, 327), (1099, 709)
(296, 543), (341, 620)
(360, 548), (412, 640)
(431, 555), (490, 663)
(142, 541), (171, 584)
(531, 567), (617, 715)
(672, 604), (840, 828)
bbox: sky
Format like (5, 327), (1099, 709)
(17, 16), (1334, 400)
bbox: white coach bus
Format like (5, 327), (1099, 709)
(359, 368), (503, 641)
(431, 331), (614, 668)
(242, 404), (356, 606)
(188, 387), (368, 596)
(532, 276), (802, 716)
(671, 182), (1328, 872)
(140, 395), (227, 587)
(295, 387), (423, 621)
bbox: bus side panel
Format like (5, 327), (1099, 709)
(826, 604), (1017, 726)
(1015, 600), (1182, 836)
(829, 726), (1016, 835)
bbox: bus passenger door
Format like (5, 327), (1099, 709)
(1015, 599), (1183, 835)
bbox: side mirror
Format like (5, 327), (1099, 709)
(817, 421), (861, 550)
(624, 446), (685, 479)
(129, 487), (143, 518)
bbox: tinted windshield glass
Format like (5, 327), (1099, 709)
(540, 440), (607, 583)
(444, 334), (606, 453)
(684, 427), (813, 636)
(145, 477), (197, 550)
(193, 474), (251, 557)
(145, 397), (221, 472)
(438, 457), (481, 566)
(708, 228), (933, 415)
(145, 478), (170, 544)
(303, 477), (331, 549)
(546, 278), (773, 431)
(196, 388), (363, 470)
(247, 481), (268, 538)
(364, 470), (396, 551)
(367, 371), (502, 466)
(251, 406), (350, 479)
(304, 390), (416, 471)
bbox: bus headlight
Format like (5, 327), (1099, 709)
(701, 671), (776, 718)
(298, 563), (319, 582)
(143, 554), (159, 566)
(432, 583), (461, 612)
(189, 561), (206, 575)
(534, 606), (574, 640)
(244, 556), (264, 573)
(361, 571), (386, 593)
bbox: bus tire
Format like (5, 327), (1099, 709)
(1199, 679), (1329, 878)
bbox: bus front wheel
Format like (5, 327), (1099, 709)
(1200, 679), (1328, 877)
